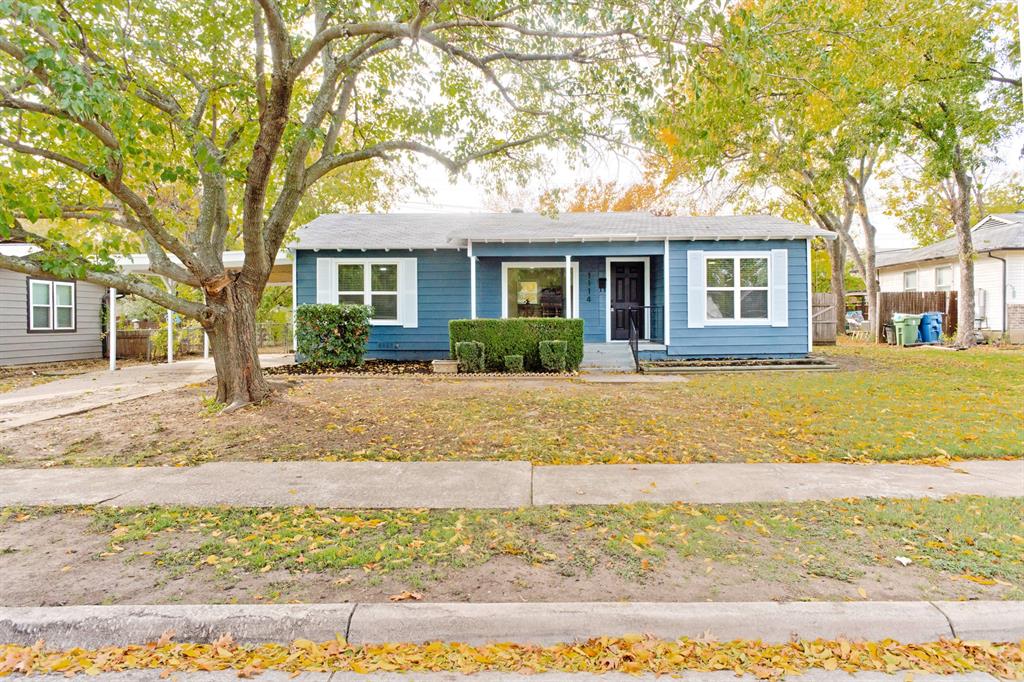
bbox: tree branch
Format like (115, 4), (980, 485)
(305, 134), (549, 187)
(0, 223), (206, 318)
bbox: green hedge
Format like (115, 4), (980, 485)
(449, 318), (584, 372)
(295, 303), (372, 367)
(454, 341), (485, 373)
(539, 340), (567, 372)
(503, 354), (524, 373)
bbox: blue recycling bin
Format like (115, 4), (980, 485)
(919, 311), (943, 343)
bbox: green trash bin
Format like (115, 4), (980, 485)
(892, 313), (923, 346)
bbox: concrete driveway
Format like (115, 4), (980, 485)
(0, 354), (292, 431)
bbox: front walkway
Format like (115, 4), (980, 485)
(0, 354), (292, 431)
(1, 460), (1019, 508)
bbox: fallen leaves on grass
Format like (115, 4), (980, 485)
(1, 636), (1021, 679)
(6, 341), (1022, 468)
(8, 497), (1022, 592)
(387, 591), (422, 602)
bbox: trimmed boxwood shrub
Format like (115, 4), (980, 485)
(449, 318), (584, 372)
(295, 303), (372, 367)
(455, 340), (485, 373)
(504, 354), (524, 373)
(539, 340), (567, 372)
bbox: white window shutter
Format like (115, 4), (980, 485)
(771, 249), (788, 327)
(400, 258), (418, 328)
(315, 258), (336, 303)
(687, 250), (705, 328)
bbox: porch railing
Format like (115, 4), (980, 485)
(628, 314), (641, 372)
(619, 305), (664, 343)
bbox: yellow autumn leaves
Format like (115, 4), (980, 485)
(2, 636), (1021, 678)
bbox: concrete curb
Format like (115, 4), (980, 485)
(2, 601), (1021, 649)
(0, 604), (355, 648)
(0, 460), (1020, 508)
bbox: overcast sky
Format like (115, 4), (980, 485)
(394, 133), (1023, 252)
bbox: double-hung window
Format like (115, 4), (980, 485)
(28, 279), (75, 331)
(337, 262), (400, 322)
(316, 256), (417, 328)
(935, 266), (953, 290)
(705, 255), (770, 323)
(903, 270), (918, 291)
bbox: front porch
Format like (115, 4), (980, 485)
(467, 241), (668, 346)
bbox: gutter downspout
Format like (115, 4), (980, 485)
(989, 253), (1008, 334)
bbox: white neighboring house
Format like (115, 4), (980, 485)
(876, 212), (1024, 342)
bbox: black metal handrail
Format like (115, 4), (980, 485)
(617, 305), (664, 343)
(628, 314), (641, 372)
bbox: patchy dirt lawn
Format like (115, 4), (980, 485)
(1, 342), (1020, 466)
(1, 497), (1020, 606)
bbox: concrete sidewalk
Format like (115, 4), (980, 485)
(0, 460), (1019, 509)
(0, 354), (292, 431)
(1, 601), (1020, 648)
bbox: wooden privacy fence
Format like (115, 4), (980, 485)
(110, 322), (293, 360)
(811, 292), (838, 345)
(877, 291), (958, 339)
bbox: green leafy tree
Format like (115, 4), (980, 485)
(655, 0), (895, 336)
(884, 171), (1024, 245)
(874, 0), (1021, 345)
(657, 0), (1020, 344)
(0, 0), (696, 406)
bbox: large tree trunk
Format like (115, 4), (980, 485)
(827, 237), (847, 334)
(205, 281), (272, 408)
(951, 154), (976, 347)
(863, 242), (879, 342)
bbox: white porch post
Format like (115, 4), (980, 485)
(290, 248), (298, 352)
(108, 288), (117, 371)
(564, 255), (572, 318)
(468, 240), (477, 319)
(166, 308), (174, 364)
(663, 239), (671, 346)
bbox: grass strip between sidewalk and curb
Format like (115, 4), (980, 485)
(2, 497), (1022, 602)
(2, 636), (1022, 679)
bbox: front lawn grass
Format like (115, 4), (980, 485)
(5, 496), (1020, 601)
(1, 340), (1020, 465)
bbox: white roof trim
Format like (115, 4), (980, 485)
(115, 250), (291, 274)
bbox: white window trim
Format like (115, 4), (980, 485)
(500, 261), (580, 319)
(28, 279), (76, 331)
(604, 257), (652, 342)
(333, 258), (404, 326)
(935, 265), (953, 290)
(702, 251), (772, 326)
(903, 269), (918, 291)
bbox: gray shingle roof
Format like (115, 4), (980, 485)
(292, 212), (833, 250)
(876, 213), (1024, 268)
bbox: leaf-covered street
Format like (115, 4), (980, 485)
(1, 342), (1021, 467)
(4, 637), (1021, 679)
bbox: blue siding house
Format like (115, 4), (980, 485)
(292, 213), (834, 361)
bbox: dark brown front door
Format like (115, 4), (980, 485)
(610, 262), (644, 340)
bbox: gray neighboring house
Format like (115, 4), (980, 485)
(1, 243), (107, 366)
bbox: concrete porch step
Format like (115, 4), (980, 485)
(580, 343), (635, 371)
